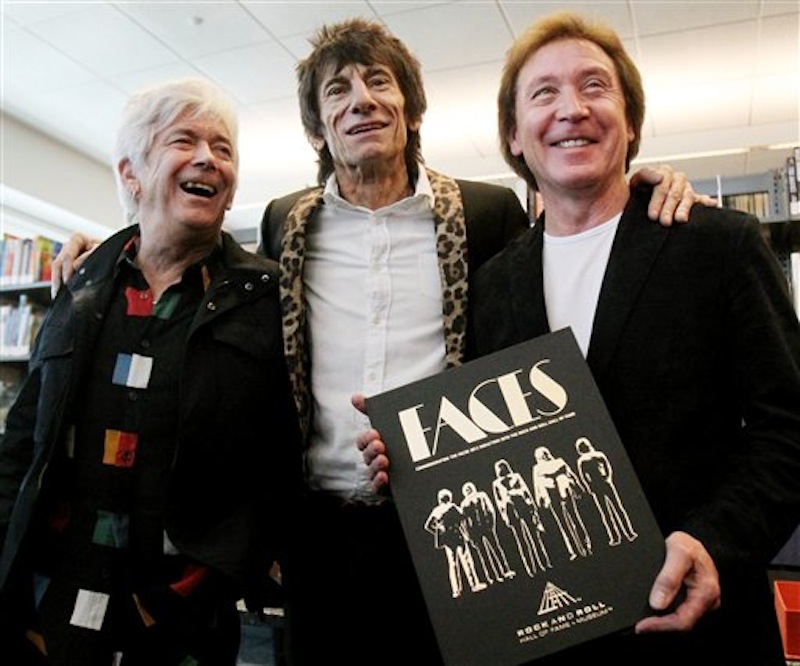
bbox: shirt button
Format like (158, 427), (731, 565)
(244, 282), (254, 291)
(207, 302), (216, 311)
(141, 339), (150, 349)
(128, 390), (138, 401)
(260, 274), (270, 283)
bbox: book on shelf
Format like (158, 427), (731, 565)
(0, 233), (63, 286)
(0, 294), (45, 359)
(722, 191), (770, 219)
(788, 151), (800, 217)
(366, 328), (665, 666)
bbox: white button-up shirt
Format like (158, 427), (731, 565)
(304, 169), (446, 501)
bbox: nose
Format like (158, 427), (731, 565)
(557, 87), (589, 121)
(350, 78), (377, 113)
(193, 140), (216, 168)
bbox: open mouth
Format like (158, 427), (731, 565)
(347, 122), (386, 135)
(180, 181), (217, 198)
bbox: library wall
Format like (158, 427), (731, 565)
(2, 112), (122, 240)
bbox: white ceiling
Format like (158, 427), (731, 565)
(2, 0), (799, 233)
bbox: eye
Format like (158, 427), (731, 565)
(324, 83), (345, 98)
(531, 86), (557, 102)
(583, 77), (609, 93)
(214, 143), (234, 159)
(368, 73), (391, 88)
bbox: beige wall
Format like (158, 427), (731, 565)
(2, 112), (121, 240)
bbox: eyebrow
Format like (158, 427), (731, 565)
(322, 63), (392, 87)
(166, 125), (233, 146)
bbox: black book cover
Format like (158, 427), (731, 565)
(366, 328), (664, 665)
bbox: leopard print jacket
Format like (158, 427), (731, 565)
(278, 168), (469, 440)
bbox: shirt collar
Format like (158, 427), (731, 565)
(322, 164), (434, 210)
(116, 232), (224, 294)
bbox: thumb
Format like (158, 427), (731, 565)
(351, 392), (368, 416)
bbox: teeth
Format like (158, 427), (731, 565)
(182, 181), (217, 197)
(557, 139), (590, 148)
(349, 123), (383, 134)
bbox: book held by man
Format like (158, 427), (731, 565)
(366, 328), (664, 665)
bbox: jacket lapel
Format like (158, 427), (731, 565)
(427, 168), (469, 368)
(588, 190), (667, 379)
(280, 188), (324, 439)
(512, 224), (550, 341)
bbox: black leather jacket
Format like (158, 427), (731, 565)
(0, 225), (302, 596)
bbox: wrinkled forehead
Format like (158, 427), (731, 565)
(521, 37), (619, 86)
(164, 108), (235, 141)
(319, 58), (395, 84)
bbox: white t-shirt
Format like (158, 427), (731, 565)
(543, 215), (620, 357)
(304, 168), (445, 501)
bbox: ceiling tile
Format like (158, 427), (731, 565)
(762, 0), (800, 18)
(646, 79), (752, 135)
(500, 2), (634, 39)
(371, 0), (451, 17)
(638, 21), (760, 88)
(117, 2), (271, 58)
(0, 1), (88, 26)
(381, 3), (511, 72)
(23, 4), (180, 77)
(193, 41), (298, 106)
(632, 1), (760, 35)
(757, 14), (800, 76)
(2, 21), (96, 91)
(242, 0), (378, 38)
(113, 63), (212, 96)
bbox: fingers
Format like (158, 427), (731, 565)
(50, 233), (98, 298)
(649, 168), (685, 226)
(51, 250), (73, 298)
(351, 393), (391, 493)
(355, 427), (381, 454)
(629, 165), (665, 189)
(355, 425), (391, 493)
(635, 531), (721, 634)
(697, 194), (719, 208)
(630, 165), (701, 226)
(351, 392), (368, 416)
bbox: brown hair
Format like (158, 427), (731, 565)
(497, 11), (645, 189)
(296, 18), (427, 184)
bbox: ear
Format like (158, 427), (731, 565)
(309, 134), (326, 152)
(408, 116), (422, 132)
(507, 125), (523, 158)
(119, 159), (139, 196)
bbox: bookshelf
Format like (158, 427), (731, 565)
(694, 166), (800, 320)
(0, 233), (60, 432)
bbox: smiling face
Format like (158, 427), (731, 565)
(313, 61), (420, 176)
(120, 109), (236, 237)
(508, 38), (634, 199)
